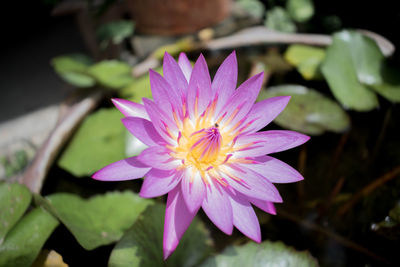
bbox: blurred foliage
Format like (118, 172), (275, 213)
(39, 192), (152, 250)
(258, 85), (350, 135)
(0, 150), (30, 178)
(151, 38), (195, 60)
(0, 208), (59, 267)
(200, 241), (318, 267)
(88, 60), (134, 89)
(51, 54), (95, 88)
(286, 0), (314, 23)
(118, 67), (161, 102)
(265, 7), (296, 33)
(284, 45), (325, 80)
(264, 0), (314, 32)
(236, 0), (265, 19)
(96, 20), (134, 49)
(52, 54), (134, 90)
(370, 65), (400, 102)
(254, 48), (293, 74)
(321, 30), (396, 111)
(58, 108), (126, 177)
(109, 204), (213, 267)
(0, 183), (32, 244)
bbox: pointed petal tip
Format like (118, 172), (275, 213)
(163, 248), (173, 260)
(303, 134), (311, 143)
(164, 50), (172, 58)
(91, 171), (102, 181)
(254, 71), (264, 79)
(91, 168), (109, 181)
(280, 95), (291, 102)
(294, 174), (305, 182)
(254, 236), (262, 243)
(227, 50), (237, 60)
(224, 227), (234, 235)
(91, 169), (114, 182)
(148, 68), (159, 78)
(196, 53), (207, 67)
(110, 97), (124, 108)
(245, 228), (261, 243)
(273, 192), (284, 203)
(178, 52), (188, 60)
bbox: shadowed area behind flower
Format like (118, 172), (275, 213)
(92, 51), (309, 259)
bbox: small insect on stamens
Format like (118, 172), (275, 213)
(214, 123), (219, 128)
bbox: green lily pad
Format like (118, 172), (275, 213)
(96, 20), (134, 48)
(200, 240), (318, 267)
(321, 30), (380, 111)
(0, 182), (32, 244)
(59, 72), (96, 88)
(286, 0), (314, 23)
(51, 54), (95, 88)
(284, 45), (325, 80)
(0, 207), (59, 267)
(118, 67), (163, 102)
(88, 60), (134, 89)
(370, 66), (400, 102)
(265, 7), (296, 33)
(109, 204), (213, 267)
(371, 83), (400, 102)
(258, 85), (350, 135)
(58, 108), (126, 177)
(44, 191), (152, 250)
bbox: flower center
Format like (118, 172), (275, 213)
(189, 126), (222, 164)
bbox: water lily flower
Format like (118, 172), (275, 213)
(93, 51), (309, 259)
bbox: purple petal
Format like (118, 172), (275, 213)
(222, 164), (282, 203)
(163, 187), (198, 260)
(202, 183), (233, 235)
(139, 169), (182, 198)
(230, 193), (261, 242)
(121, 117), (165, 146)
(181, 170), (206, 213)
(212, 51), (237, 115)
(92, 157), (151, 181)
(246, 156), (304, 183)
(217, 73), (264, 129)
(249, 198), (276, 215)
(137, 146), (179, 170)
(178, 52), (192, 82)
(111, 98), (149, 120)
(241, 96), (291, 134)
(142, 98), (177, 144)
(149, 69), (182, 122)
(163, 52), (188, 98)
(187, 54), (212, 119)
(234, 130), (310, 157)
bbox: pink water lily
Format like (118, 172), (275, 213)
(92, 51), (309, 259)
